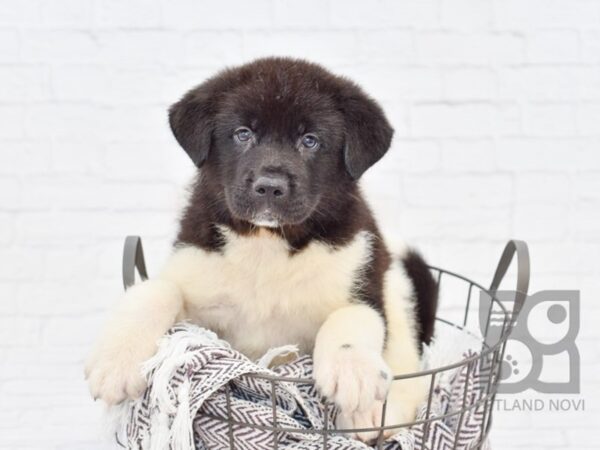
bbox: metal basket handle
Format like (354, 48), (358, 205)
(122, 235), (148, 290)
(489, 240), (530, 322)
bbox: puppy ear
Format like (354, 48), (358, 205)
(339, 89), (394, 180)
(169, 85), (217, 168)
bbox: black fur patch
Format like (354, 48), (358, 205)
(401, 250), (438, 345)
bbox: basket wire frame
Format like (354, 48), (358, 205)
(121, 237), (529, 450)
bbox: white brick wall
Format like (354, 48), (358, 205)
(0, 0), (598, 448)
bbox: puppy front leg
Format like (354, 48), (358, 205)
(313, 304), (391, 442)
(381, 317), (428, 436)
(85, 279), (183, 405)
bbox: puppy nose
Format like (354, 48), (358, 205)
(253, 175), (289, 199)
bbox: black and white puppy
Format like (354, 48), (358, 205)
(86, 57), (438, 442)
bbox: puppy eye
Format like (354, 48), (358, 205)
(234, 127), (253, 143)
(301, 134), (319, 150)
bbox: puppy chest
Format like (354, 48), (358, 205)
(162, 230), (374, 357)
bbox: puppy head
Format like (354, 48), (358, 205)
(169, 57), (393, 228)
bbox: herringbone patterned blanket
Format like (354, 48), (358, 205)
(112, 324), (491, 450)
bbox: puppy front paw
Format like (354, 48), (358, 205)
(85, 339), (151, 405)
(314, 344), (391, 416)
(336, 396), (413, 444)
(336, 399), (385, 444)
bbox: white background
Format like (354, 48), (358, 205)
(0, 0), (598, 448)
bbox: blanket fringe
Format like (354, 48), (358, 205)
(144, 324), (227, 449)
(149, 408), (170, 450)
(171, 379), (194, 450)
(257, 344), (299, 368)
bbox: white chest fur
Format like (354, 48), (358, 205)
(158, 228), (374, 359)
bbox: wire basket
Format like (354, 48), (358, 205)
(121, 237), (530, 449)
